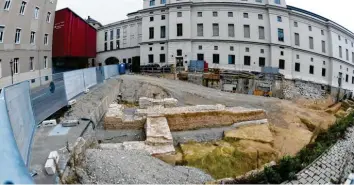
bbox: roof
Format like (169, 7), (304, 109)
(86, 16), (103, 27)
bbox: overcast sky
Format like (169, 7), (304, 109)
(56, 0), (354, 31)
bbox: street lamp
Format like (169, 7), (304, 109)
(9, 59), (13, 85)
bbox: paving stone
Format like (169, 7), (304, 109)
(313, 175), (320, 181)
(298, 178), (308, 184)
(318, 179), (326, 184)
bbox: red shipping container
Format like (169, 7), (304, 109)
(53, 8), (96, 58)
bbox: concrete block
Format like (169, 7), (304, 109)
(68, 99), (77, 106)
(48, 151), (59, 164)
(61, 120), (79, 127)
(45, 159), (56, 175)
(42, 119), (57, 127)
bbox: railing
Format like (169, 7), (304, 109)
(0, 64), (120, 184)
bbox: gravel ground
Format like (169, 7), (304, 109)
(83, 149), (214, 184)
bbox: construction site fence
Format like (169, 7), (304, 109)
(0, 64), (120, 184)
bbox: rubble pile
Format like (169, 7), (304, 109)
(283, 80), (325, 100)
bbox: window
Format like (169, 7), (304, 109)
(279, 59), (285, 69)
(0, 26), (4, 43)
(46, 12), (51, 23)
(322, 40), (326, 53)
(259, 26), (265, 40)
(198, 45), (202, 50)
(346, 39), (348, 44)
(259, 57), (265, 67)
(104, 31), (108, 41)
(322, 68), (326, 77)
(228, 12), (233, 17)
(278, 28), (284, 42)
(258, 14), (263, 20)
(294, 21), (298, 27)
(160, 54), (166, 63)
(197, 54), (204, 61)
(110, 30), (113, 40)
(161, 15), (165, 20)
(346, 74), (349, 82)
(261, 49), (265, 54)
(295, 63), (300, 72)
(19, 1), (26, 15)
(177, 49), (182, 56)
(15, 28), (21, 44)
(149, 27), (154, 39)
(296, 54), (300, 59)
(214, 46), (218, 50)
(245, 47), (250, 52)
(256, 0), (263, 2)
(243, 13), (248, 18)
(213, 54), (220, 64)
(161, 46), (164, 50)
(277, 16), (282, 22)
(230, 46), (234, 51)
(177, 24), (183, 36)
(116, 40), (120, 49)
(346, 49), (349, 61)
(198, 12), (202, 17)
(148, 54), (154, 63)
(228, 55), (235, 64)
(197, 24), (203, 36)
(30, 31), (35, 44)
(338, 35), (341, 40)
(308, 26), (312, 31)
(44, 56), (48, 69)
(13, 58), (19, 74)
(213, 23), (219, 36)
(33, 7), (39, 19)
(116, 29), (120, 39)
(323, 61), (326, 65)
(161, 0), (166, 4)
(244, 56), (251, 66)
(160, 26), (166, 38)
(281, 51), (284, 56)
(213, 11), (218, 17)
(352, 52), (354, 63)
(104, 43), (107, 51)
(177, 12), (182, 17)
(339, 46), (342, 58)
(4, 0), (11, 10)
(244, 25), (250, 38)
(310, 57), (313, 62)
(309, 65), (314, 74)
(110, 41), (113, 50)
(321, 30), (324, 35)
(352, 77), (354, 84)
(30, 57), (34, 71)
(149, 47), (152, 51)
(309, 37), (314, 49)
(294, 33), (300, 46)
(274, 0), (281, 4)
(44, 34), (48, 45)
(228, 24), (235, 37)
(150, 0), (155, 6)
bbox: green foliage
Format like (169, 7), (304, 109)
(236, 112), (354, 184)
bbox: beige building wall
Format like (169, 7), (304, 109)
(0, 0), (57, 88)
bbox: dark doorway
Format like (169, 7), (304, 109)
(176, 57), (184, 67)
(105, 57), (119, 65)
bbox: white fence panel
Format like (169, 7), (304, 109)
(104, 65), (118, 79)
(64, 70), (85, 100)
(83, 67), (97, 89)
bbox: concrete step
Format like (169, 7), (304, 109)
(145, 117), (173, 145)
(122, 141), (175, 155)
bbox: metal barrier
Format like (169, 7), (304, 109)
(0, 64), (120, 184)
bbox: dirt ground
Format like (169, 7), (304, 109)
(119, 75), (338, 158)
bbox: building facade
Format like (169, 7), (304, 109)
(0, 0), (57, 88)
(97, 0), (354, 92)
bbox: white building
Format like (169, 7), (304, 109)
(0, 0), (57, 89)
(97, 0), (354, 92)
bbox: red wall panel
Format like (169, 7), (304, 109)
(53, 8), (97, 58)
